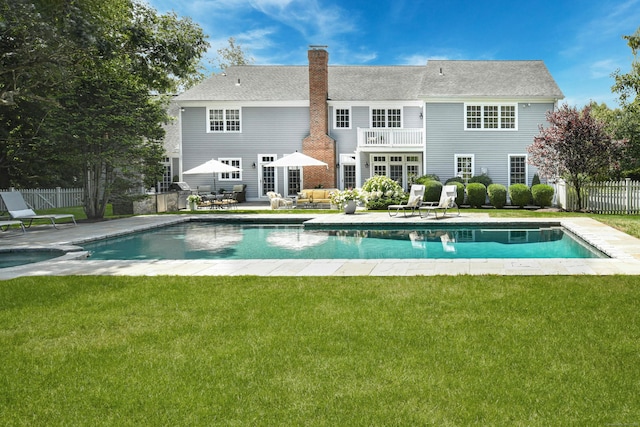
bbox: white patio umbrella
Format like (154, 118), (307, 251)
(183, 159), (242, 191)
(265, 151), (328, 168)
(265, 152), (328, 193)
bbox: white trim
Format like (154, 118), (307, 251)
(423, 96), (561, 103)
(179, 100), (309, 108)
(333, 107), (352, 130)
(206, 107), (242, 133)
(369, 107), (403, 129)
(463, 102), (518, 131)
(218, 158), (242, 181)
(507, 154), (528, 187)
(257, 153), (278, 198)
(454, 154), (475, 181)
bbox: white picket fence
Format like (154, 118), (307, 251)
(556, 179), (640, 214)
(0, 187), (84, 211)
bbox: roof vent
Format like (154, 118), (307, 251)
(439, 67), (444, 76)
(235, 78), (240, 86)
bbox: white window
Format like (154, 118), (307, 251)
(334, 108), (351, 129)
(508, 154), (527, 185)
(465, 104), (517, 130)
(208, 108), (241, 133)
(219, 158), (241, 181)
(371, 108), (402, 128)
(455, 154), (474, 182)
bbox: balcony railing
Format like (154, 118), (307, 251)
(357, 128), (423, 148)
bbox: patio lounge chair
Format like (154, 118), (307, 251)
(267, 192), (294, 209)
(419, 185), (460, 219)
(0, 220), (25, 233)
(388, 184), (425, 217)
(0, 191), (76, 229)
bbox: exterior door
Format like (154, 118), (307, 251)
(258, 154), (276, 197)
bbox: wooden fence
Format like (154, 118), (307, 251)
(0, 187), (84, 211)
(556, 179), (640, 214)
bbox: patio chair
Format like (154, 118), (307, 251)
(388, 184), (425, 217)
(266, 192), (294, 210)
(0, 220), (26, 233)
(419, 185), (460, 219)
(0, 191), (76, 229)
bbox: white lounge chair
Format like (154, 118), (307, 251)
(419, 185), (460, 219)
(0, 191), (76, 229)
(0, 220), (25, 233)
(388, 184), (425, 217)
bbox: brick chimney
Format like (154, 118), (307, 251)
(302, 46), (336, 189)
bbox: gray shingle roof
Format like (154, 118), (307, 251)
(421, 60), (564, 98)
(175, 60), (563, 103)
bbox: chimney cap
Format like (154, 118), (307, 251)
(309, 45), (328, 50)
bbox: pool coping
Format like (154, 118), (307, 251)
(1, 212), (640, 279)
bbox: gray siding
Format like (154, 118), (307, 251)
(424, 102), (552, 187)
(181, 106), (310, 198)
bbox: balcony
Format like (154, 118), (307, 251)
(357, 128), (423, 149)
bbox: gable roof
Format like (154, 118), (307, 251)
(421, 60), (564, 99)
(176, 60), (563, 103)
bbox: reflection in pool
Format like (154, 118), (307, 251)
(82, 222), (606, 260)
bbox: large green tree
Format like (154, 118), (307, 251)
(610, 26), (640, 177)
(1, 0), (208, 218)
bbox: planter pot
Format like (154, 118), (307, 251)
(344, 200), (357, 214)
(189, 201), (198, 211)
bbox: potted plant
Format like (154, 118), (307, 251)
(330, 188), (367, 214)
(187, 194), (201, 210)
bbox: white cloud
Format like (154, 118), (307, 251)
(590, 59), (617, 79)
(248, 0), (357, 41)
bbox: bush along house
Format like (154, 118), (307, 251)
(175, 45), (564, 201)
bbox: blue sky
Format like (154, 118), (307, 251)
(147, 0), (640, 108)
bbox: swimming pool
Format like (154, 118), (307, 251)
(83, 222), (606, 260)
(0, 249), (67, 268)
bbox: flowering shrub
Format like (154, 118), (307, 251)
(361, 175), (406, 209)
(187, 194), (202, 204)
(330, 188), (367, 208)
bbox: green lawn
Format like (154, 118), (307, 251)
(2, 275), (640, 425)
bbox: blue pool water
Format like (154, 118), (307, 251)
(83, 222), (605, 260)
(0, 250), (63, 268)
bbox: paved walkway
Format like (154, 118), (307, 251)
(1, 210), (640, 279)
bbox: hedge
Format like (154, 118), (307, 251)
(487, 184), (507, 209)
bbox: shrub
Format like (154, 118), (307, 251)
(362, 175), (405, 209)
(416, 174), (440, 184)
(531, 184), (554, 208)
(422, 180), (443, 203)
(449, 181), (465, 206)
(466, 183), (487, 208)
(532, 173), (541, 186)
(445, 177), (464, 185)
(623, 167), (640, 181)
(469, 174), (492, 187)
(487, 184), (507, 209)
(509, 184), (532, 208)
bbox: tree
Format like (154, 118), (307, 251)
(590, 102), (640, 176)
(214, 37), (254, 71)
(0, 0), (208, 218)
(612, 26), (640, 108)
(527, 104), (623, 210)
(610, 26), (640, 177)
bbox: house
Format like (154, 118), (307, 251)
(174, 46), (564, 200)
